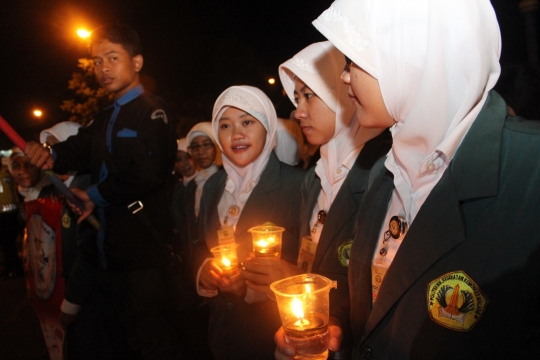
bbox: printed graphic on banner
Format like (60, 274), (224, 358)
(24, 197), (65, 360)
(28, 214), (57, 300)
(427, 270), (488, 332)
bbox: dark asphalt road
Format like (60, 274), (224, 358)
(0, 265), (49, 359)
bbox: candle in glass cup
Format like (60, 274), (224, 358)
(249, 224), (285, 257)
(210, 244), (238, 277)
(271, 274), (337, 360)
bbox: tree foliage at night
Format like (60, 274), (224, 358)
(60, 58), (114, 126)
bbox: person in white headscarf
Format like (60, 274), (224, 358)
(174, 137), (196, 183)
(274, 118), (302, 166)
(194, 85), (304, 360)
(276, 1), (540, 359)
(9, 147), (51, 202)
(242, 41), (390, 357)
(37, 122), (95, 348)
(185, 122), (222, 248)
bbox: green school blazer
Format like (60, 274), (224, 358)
(344, 91), (540, 359)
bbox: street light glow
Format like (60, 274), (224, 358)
(268, 78), (276, 85)
(33, 109), (43, 117)
(77, 29), (91, 39)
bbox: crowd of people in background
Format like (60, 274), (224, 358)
(2, 0), (540, 359)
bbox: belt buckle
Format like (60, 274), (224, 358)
(128, 200), (144, 214)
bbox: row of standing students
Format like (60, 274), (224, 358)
(21, 0), (540, 357)
(177, 42), (391, 359)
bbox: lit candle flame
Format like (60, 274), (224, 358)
(257, 239), (269, 248)
(222, 258), (231, 268)
(292, 297), (304, 319)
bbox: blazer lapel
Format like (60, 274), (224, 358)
(363, 170), (465, 339)
(301, 171), (320, 244)
(314, 159), (370, 269)
(234, 154), (281, 242)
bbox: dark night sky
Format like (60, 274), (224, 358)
(0, 0), (534, 149)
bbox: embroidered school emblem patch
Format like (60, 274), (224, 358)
(337, 239), (353, 267)
(427, 270), (487, 332)
(62, 213), (71, 228)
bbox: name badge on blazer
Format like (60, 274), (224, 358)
(427, 270), (488, 332)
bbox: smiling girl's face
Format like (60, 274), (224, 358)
(293, 77), (336, 145)
(217, 106), (267, 168)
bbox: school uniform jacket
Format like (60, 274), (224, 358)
(300, 131), (391, 310)
(195, 153), (304, 360)
(342, 91), (540, 359)
(52, 92), (177, 270)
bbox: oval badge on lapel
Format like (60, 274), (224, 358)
(427, 270), (487, 332)
(337, 239), (353, 267)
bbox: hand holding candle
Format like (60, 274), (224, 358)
(271, 274), (337, 360)
(241, 257), (303, 296)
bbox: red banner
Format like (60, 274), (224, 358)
(23, 198), (65, 360)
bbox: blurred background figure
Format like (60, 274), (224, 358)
(186, 122), (222, 248)
(9, 147), (51, 203)
(174, 137), (197, 184)
(494, 63), (540, 119)
(0, 154), (23, 279)
(274, 118), (302, 166)
(171, 137), (195, 260)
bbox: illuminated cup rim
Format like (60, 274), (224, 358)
(270, 273), (337, 297)
(209, 243), (237, 254)
(248, 225), (286, 234)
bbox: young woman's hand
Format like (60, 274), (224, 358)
(241, 256), (303, 296)
(199, 259), (223, 291)
(217, 271), (247, 297)
(274, 318), (343, 360)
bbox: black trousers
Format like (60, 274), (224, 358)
(66, 267), (185, 360)
(0, 211), (22, 274)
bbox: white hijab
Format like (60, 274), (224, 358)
(313, 0), (501, 223)
(187, 122), (220, 217)
(279, 41), (383, 212)
(40, 121), (82, 187)
(212, 86), (277, 228)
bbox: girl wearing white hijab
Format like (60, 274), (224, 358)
(185, 122), (222, 248)
(242, 42), (389, 348)
(194, 85), (304, 360)
(186, 121), (221, 218)
(9, 147), (51, 202)
(277, 0), (540, 359)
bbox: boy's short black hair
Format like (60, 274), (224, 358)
(89, 23), (142, 57)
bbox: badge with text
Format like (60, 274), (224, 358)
(337, 239), (353, 267)
(427, 270), (488, 332)
(297, 235), (317, 273)
(371, 262), (388, 303)
(217, 226), (235, 246)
